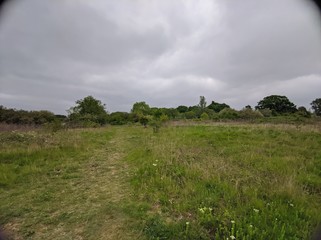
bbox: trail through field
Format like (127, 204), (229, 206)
(0, 127), (143, 240)
(72, 128), (141, 239)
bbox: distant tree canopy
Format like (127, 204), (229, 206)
(131, 101), (151, 115)
(0, 105), (56, 125)
(68, 96), (108, 125)
(207, 101), (230, 113)
(69, 96), (106, 116)
(255, 95), (297, 114)
(176, 105), (189, 113)
(311, 98), (321, 116)
(1, 94), (318, 128)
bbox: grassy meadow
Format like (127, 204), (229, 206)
(0, 122), (321, 239)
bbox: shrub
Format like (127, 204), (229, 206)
(200, 112), (209, 120)
(259, 108), (272, 117)
(239, 108), (264, 120)
(218, 108), (240, 119)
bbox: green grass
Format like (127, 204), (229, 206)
(1, 123), (321, 239)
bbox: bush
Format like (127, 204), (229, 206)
(200, 112), (209, 120)
(44, 119), (64, 133)
(239, 108), (264, 120)
(259, 108), (272, 117)
(296, 107), (311, 118)
(185, 111), (197, 119)
(218, 108), (240, 120)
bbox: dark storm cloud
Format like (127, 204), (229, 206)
(0, 0), (320, 113)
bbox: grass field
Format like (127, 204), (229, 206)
(0, 123), (321, 239)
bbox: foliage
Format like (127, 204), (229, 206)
(255, 95), (297, 115)
(207, 101), (230, 113)
(159, 114), (169, 122)
(43, 119), (65, 133)
(70, 96), (106, 116)
(176, 105), (189, 113)
(259, 108), (273, 117)
(2, 95), (320, 127)
(131, 101), (151, 115)
(311, 98), (321, 116)
(296, 106), (311, 118)
(108, 112), (130, 125)
(198, 96), (207, 109)
(0, 106), (56, 125)
(67, 96), (108, 125)
(162, 108), (179, 119)
(239, 108), (264, 120)
(218, 108), (240, 119)
(200, 112), (209, 120)
(185, 110), (197, 119)
(138, 114), (150, 127)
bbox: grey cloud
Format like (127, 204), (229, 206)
(0, 0), (320, 114)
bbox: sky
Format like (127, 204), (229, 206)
(0, 0), (320, 114)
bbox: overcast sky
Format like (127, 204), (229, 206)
(0, 0), (320, 114)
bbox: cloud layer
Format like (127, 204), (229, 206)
(0, 0), (320, 114)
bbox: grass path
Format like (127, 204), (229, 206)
(0, 127), (144, 240)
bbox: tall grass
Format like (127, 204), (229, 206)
(126, 125), (321, 239)
(0, 124), (320, 239)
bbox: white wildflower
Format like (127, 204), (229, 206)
(253, 208), (259, 213)
(230, 235), (236, 239)
(199, 207), (205, 213)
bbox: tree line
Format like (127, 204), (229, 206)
(1, 95), (321, 127)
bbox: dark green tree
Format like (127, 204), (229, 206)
(207, 101), (230, 113)
(176, 105), (189, 113)
(131, 101), (151, 115)
(311, 98), (321, 116)
(70, 96), (106, 115)
(108, 112), (130, 125)
(255, 95), (297, 114)
(68, 96), (108, 125)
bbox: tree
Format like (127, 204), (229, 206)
(207, 101), (230, 113)
(297, 106), (311, 118)
(68, 96), (108, 125)
(70, 96), (106, 115)
(108, 112), (130, 125)
(311, 98), (321, 116)
(131, 102), (151, 115)
(198, 96), (207, 109)
(176, 105), (188, 113)
(255, 95), (297, 114)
